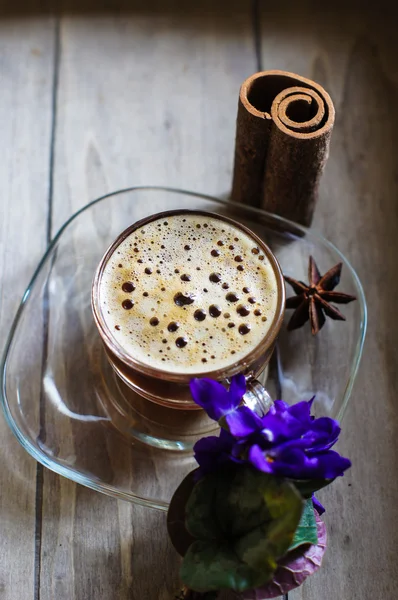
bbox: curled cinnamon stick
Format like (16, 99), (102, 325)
(231, 70), (335, 226)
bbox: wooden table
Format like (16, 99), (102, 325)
(1, 1), (397, 598)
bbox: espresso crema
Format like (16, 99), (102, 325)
(97, 213), (278, 374)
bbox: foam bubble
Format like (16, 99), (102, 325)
(98, 213), (279, 374)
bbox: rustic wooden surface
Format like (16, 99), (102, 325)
(0, 1), (397, 598)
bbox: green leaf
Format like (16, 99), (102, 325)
(181, 540), (269, 593)
(216, 468), (303, 542)
(185, 472), (223, 540)
(181, 467), (304, 593)
(233, 474), (303, 573)
(214, 467), (274, 538)
(288, 499), (318, 552)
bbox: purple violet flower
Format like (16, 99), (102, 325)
(245, 400), (350, 480)
(193, 428), (243, 478)
(249, 445), (350, 480)
(190, 376), (351, 483)
(189, 374), (246, 421)
(227, 399), (315, 439)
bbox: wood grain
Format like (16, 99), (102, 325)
(39, 2), (258, 599)
(2, 2), (397, 600)
(50, 0), (256, 233)
(0, 13), (56, 600)
(259, 2), (398, 598)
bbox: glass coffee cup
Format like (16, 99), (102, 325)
(92, 210), (285, 444)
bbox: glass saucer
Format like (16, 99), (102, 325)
(0, 187), (366, 510)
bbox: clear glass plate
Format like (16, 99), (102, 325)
(0, 187), (366, 510)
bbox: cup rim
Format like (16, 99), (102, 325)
(91, 209), (286, 383)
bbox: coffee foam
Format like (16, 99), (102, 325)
(98, 213), (278, 374)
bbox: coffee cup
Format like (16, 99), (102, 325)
(92, 210), (285, 416)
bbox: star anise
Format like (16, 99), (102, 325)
(284, 256), (356, 335)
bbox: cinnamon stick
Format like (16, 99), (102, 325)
(231, 70), (335, 226)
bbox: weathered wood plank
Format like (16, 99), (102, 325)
(259, 2), (398, 598)
(40, 2), (258, 599)
(35, 2), (398, 599)
(51, 0), (257, 233)
(0, 13), (55, 600)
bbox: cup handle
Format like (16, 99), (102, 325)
(243, 376), (273, 416)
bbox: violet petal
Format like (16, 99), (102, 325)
(225, 406), (264, 438)
(190, 378), (233, 420)
(229, 373), (247, 404)
(248, 444), (274, 474)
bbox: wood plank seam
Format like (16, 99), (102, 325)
(34, 16), (61, 600)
